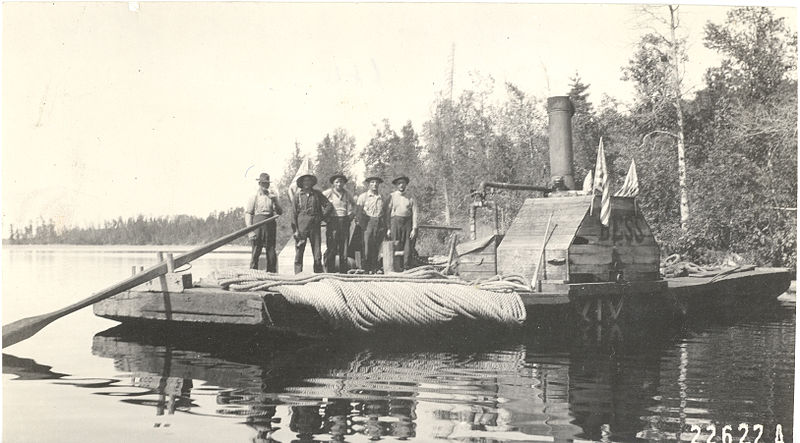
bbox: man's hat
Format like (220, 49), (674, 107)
(364, 175), (383, 184)
(392, 176), (410, 185)
(257, 173), (270, 183)
(296, 174), (318, 187)
(329, 173), (348, 184)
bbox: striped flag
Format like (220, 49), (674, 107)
(615, 159), (640, 198)
(589, 138), (611, 226)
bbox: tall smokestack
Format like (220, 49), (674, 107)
(547, 96), (576, 190)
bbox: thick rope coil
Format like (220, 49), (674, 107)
(276, 281), (526, 331)
(211, 266), (527, 331)
(660, 254), (755, 279)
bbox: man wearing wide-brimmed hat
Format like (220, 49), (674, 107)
(355, 175), (385, 273)
(386, 175), (417, 270)
(291, 171), (332, 273)
(245, 173), (283, 272)
(322, 173), (357, 273)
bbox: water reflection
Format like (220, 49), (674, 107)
(3, 354), (67, 380)
(4, 298), (790, 442)
(83, 317), (700, 442)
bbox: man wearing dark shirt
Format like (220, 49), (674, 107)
(292, 173), (332, 273)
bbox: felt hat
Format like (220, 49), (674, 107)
(392, 175), (410, 185)
(364, 175), (383, 184)
(296, 174), (318, 187)
(329, 173), (348, 184)
(256, 173), (270, 183)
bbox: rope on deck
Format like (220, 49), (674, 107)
(214, 266), (527, 331)
(660, 254), (756, 279)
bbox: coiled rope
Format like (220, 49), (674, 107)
(661, 254), (755, 280)
(213, 266), (527, 331)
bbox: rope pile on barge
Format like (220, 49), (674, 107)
(213, 266), (528, 331)
(660, 254), (755, 280)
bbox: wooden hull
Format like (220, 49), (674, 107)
(664, 267), (793, 315)
(93, 267), (793, 334)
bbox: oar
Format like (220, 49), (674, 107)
(2, 214), (280, 348)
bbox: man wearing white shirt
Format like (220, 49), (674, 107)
(355, 176), (385, 273)
(322, 173), (357, 273)
(245, 173), (283, 272)
(386, 175), (417, 271)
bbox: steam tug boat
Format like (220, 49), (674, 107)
(93, 97), (793, 334)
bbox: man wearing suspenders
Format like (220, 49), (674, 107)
(386, 175), (418, 271)
(292, 172), (333, 273)
(355, 176), (385, 273)
(245, 173), (283, 272)
(322, 173), (357, 273)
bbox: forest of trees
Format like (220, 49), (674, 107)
(8, 7), (797, 268)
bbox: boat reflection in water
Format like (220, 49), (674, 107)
(89, 301), (794, 442)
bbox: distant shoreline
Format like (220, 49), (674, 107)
(1, 244), (251, 254)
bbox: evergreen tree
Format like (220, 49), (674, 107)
(567, 75), (602, 180)
(314, 128), (356, 189)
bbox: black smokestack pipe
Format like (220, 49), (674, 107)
(547, 96), (576, 190)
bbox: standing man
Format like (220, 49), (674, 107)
(292, 172), (332, 273)
(386, 175), (418, 271)
(245, 173), (283, 272)
(322, 173), (357, 273)
(355, 176), (385, 273)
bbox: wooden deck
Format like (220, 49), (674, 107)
(93, 267), (793, 333)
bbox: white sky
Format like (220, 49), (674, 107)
(2, 2), (796, 234)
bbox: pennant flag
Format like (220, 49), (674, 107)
(582, 171), (593, 194)
(288, 156), (315, 203)
(589, 138), (611, 226)
(615, 159), (640, 198)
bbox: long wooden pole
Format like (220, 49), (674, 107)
(530, 213), (554, 292)
(2, 214), (279, 348)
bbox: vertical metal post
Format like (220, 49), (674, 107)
(156, 252), (173, 320)
(469, 205), (477, 240)
(493, 202), (500, 235)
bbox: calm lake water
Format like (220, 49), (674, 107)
(2, 245), (795, 442)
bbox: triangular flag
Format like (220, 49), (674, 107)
(600, 173), (611, 227)
(288, 156), (315, 203)
(590, 138), (607, 211)
(582, 171), (593, 194)
(615, 159), (639, 198)
(589, 138), (611, 226)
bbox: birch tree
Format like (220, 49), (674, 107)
(626, 5), (691, 231)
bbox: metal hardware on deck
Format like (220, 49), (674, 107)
(133, 251), (193, 293)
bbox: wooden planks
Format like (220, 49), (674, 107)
(568, 263), (659, 274)
(458, 235), (498, 281)
(498, 195), (592, 278)
(569, 245), (660, 265)
(94, 287), (265, 325)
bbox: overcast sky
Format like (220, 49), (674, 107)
(2, 2), (796, 234)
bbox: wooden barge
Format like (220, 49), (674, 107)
(93, 96), (793, 335)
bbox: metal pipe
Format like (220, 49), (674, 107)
(547, 96), (576, 190)
(475, 181), (551, 197)
(417, 224), (463, 231)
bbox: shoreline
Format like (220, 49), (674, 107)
(1, 244), (252, 254)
